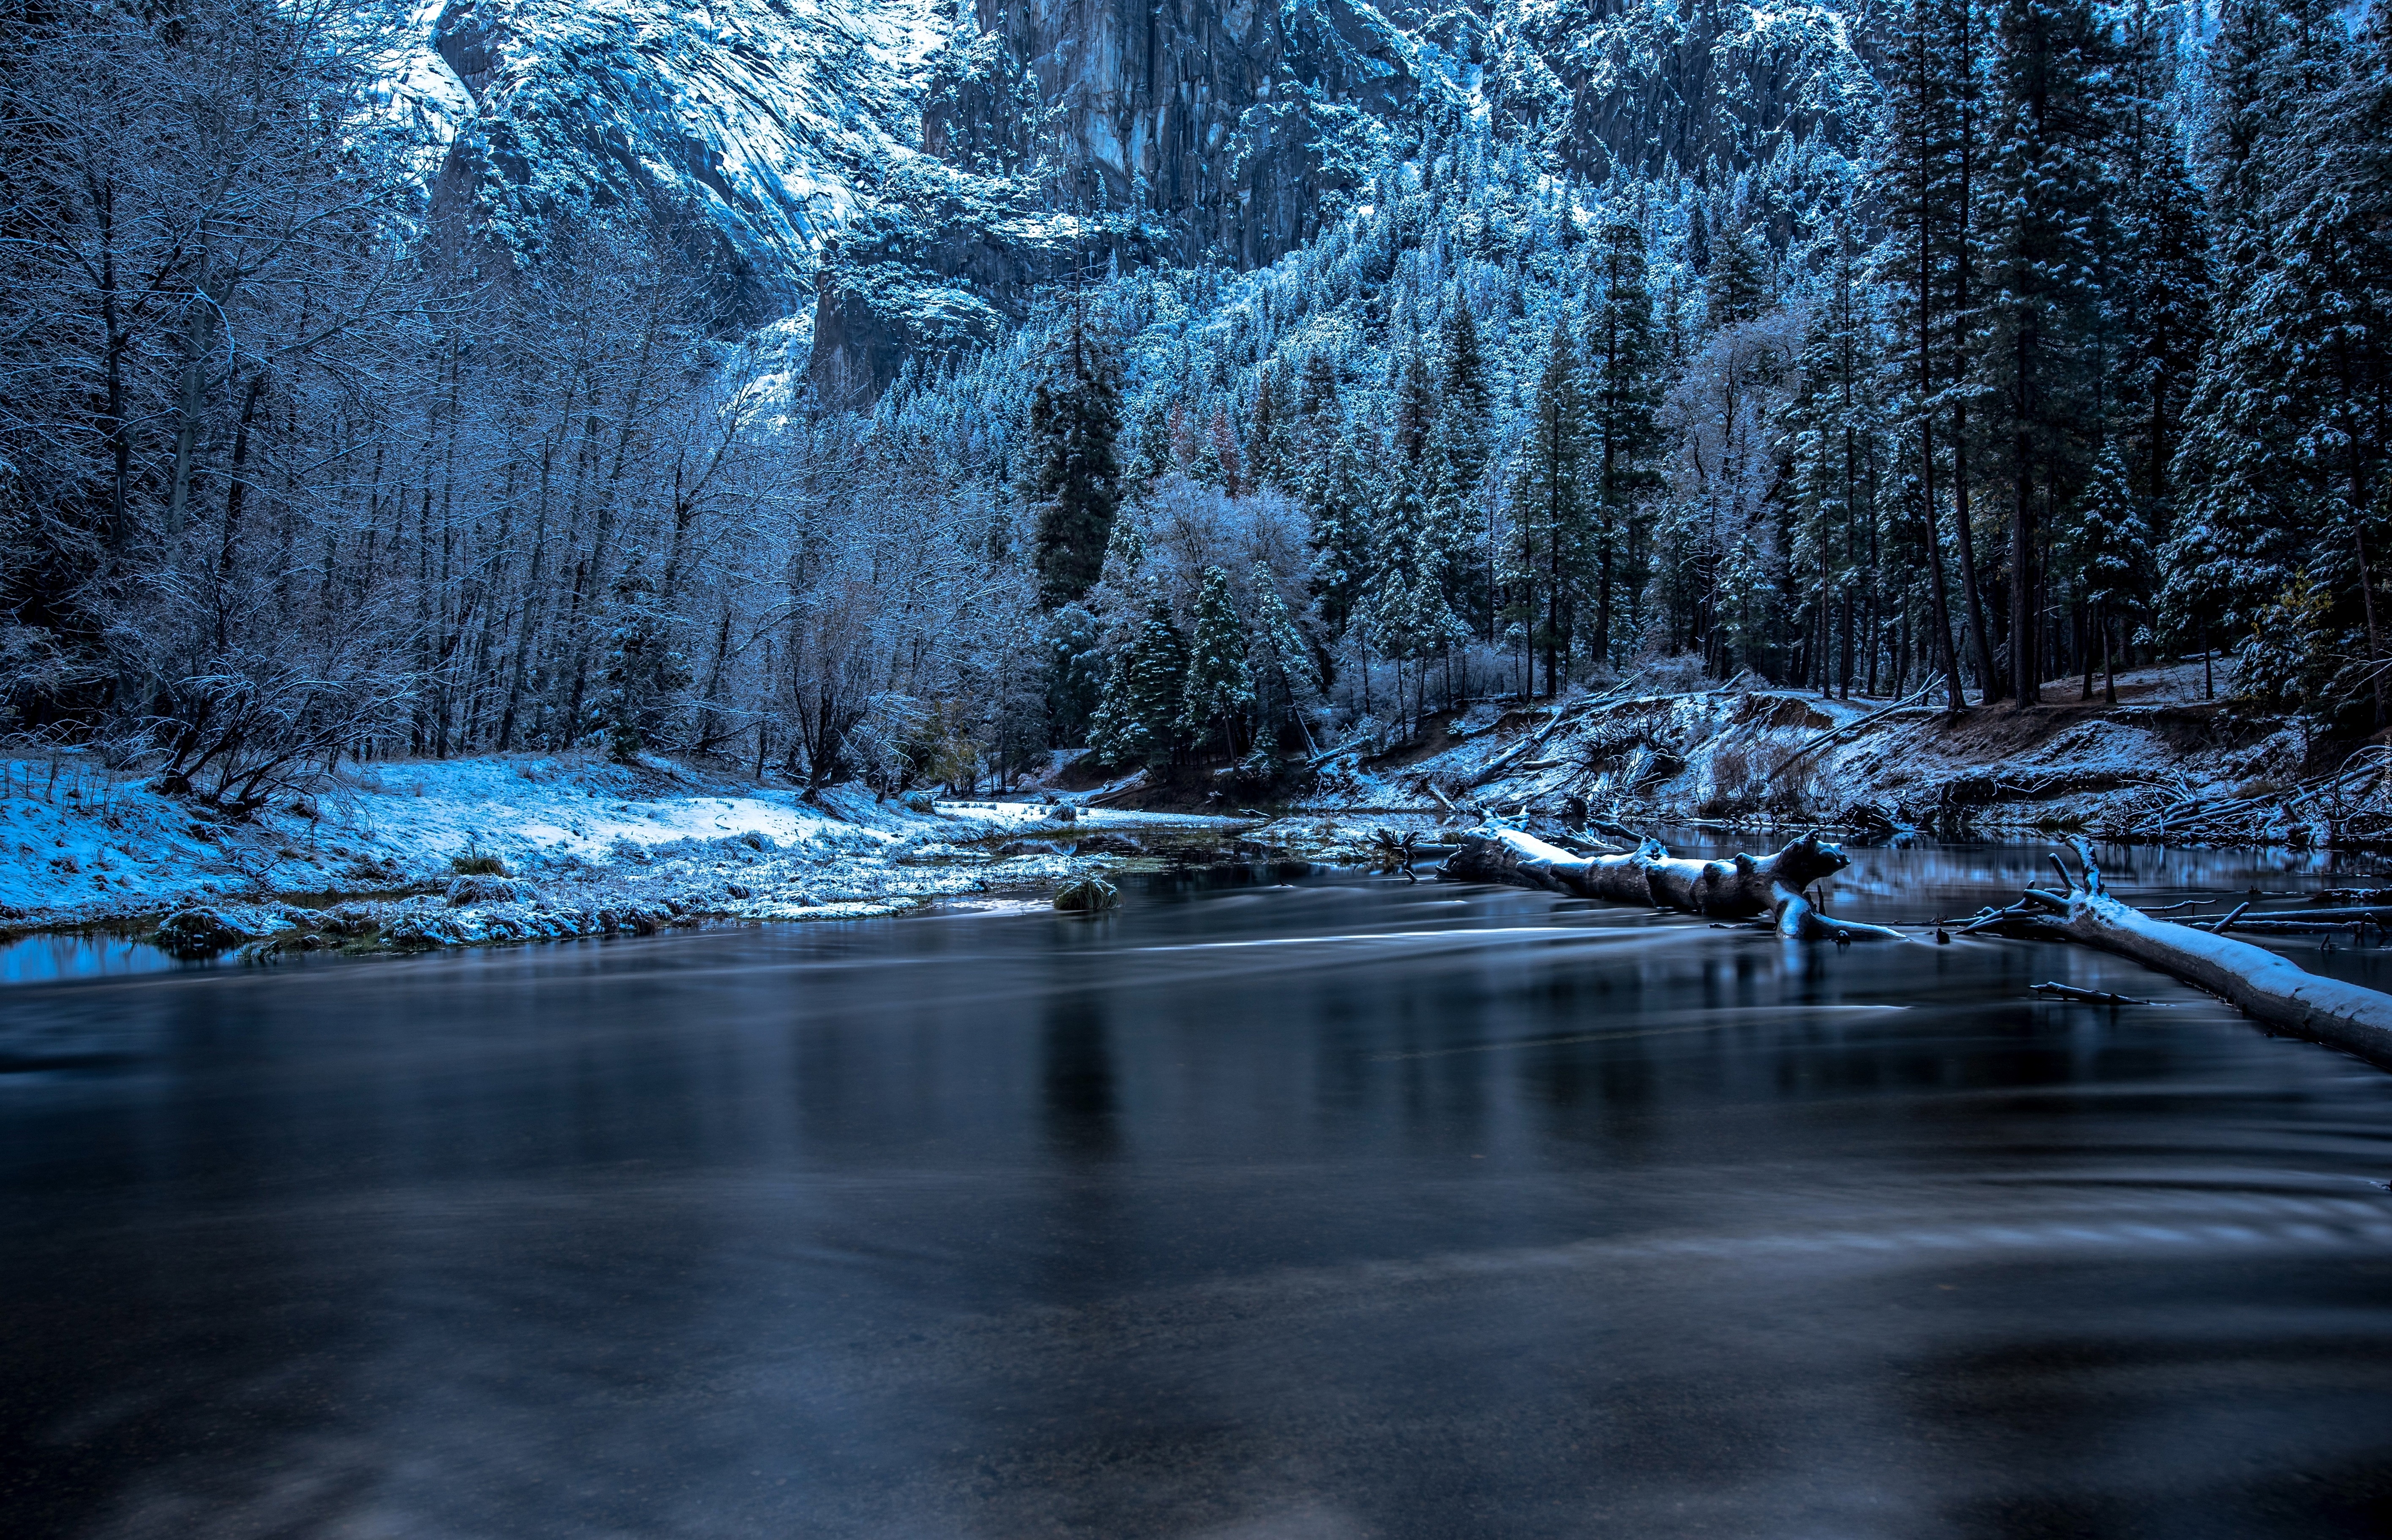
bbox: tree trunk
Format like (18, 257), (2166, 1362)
(1969, 841), (2392, 1070)
(1443, 827), (1904, 939)
(2080, 600), (2095, 701)
(2358, 525), (2386, 728)
(2011, 330), (2039, 704)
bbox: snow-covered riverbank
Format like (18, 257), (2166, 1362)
(0, 752), (1237, 956)
(1291, 664), (2363, 848)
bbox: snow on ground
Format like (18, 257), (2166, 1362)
(0, 750), (1241, 956)
(1290, 665), (2316, 845)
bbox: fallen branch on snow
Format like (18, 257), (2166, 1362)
(1761, 681), (1938, 787)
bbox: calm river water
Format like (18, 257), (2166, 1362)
(4, 843), (2392, 1538)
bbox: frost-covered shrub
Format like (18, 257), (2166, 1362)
(317, 903), (383, 938)
(1636, 653), (1712, 696)
(384, 913), (468, 949)
(1053, 876), (1119, 911)
(154, 907), (258, 955)
(446, 875), (538, 906)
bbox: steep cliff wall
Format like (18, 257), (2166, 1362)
(1489, 0), (1878, 185)
(393, 0), (945, 333)
(806, 0), (1444, 398)
(377, 0), (1878, 395)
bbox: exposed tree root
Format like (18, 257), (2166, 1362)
(1443, 828), (1906, 941)
(1964, 839), (2392, 1070)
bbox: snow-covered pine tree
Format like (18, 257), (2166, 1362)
(589, 557), (692, 763)
(1243, 561), (1319, 755)
(1391, 343), (1435, 469)
(1363, 447), (1465, 733)
(1028, 303), (1123, 609)
(1304, 425), (1373, 643)
(2110, 0), (2212, 536)
(1583, 217), (1666, 668)
(1973, 0), (2119, 702)
(2162, 0), (2383, 711)
(1870, 0), (1972, 709)
(1427, 292), (1493, 636)
(1087, 589), (1189, 769)
(1509, 324), (1589, 696)
(2250, 0), (2391, 728)
(1786, 233), (1886, 697)
(1123, 394), (1175, 499)
(1042, 603), (1106, 748)
(1180, 565), (1254, 755)
(1248, 367), (1285, 491)
(2064, 444), (2149, 703)
(1704, 229), (1772, 329)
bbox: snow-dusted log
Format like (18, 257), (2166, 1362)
(1437, 826), (1638, 894)
(1970, 840), (2392, 1070)
(1442, 827), (1904, 940)
(1768, 883), (1906, 942)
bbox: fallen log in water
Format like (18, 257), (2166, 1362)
(1963, 840), (2392, 1070)
(1442, 827), (1906, 941)
(2033, 981), (2160, 1006)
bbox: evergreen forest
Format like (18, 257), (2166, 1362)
(4, 0), (2389, 801)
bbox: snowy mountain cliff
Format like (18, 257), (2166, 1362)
(383, 0), (1879, 392)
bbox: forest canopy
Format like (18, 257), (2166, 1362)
(2, 0), (2387, 803)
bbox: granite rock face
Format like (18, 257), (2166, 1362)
(381, 0), (1875, 394)
(809, 0), (1443, 398)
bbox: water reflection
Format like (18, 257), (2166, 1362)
(0, 931), (185, 986)
(1, 846), (2389, 1539)
(1041, 991), (1118, 1158)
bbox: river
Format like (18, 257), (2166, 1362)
(4, 842), (2391, 1537)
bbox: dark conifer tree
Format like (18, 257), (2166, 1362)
(1428, 294), (1493, 634)
(1180, 565), (1253, 755)
(2110, 0), (2211, 532)
(1583, 218), (1666, 664)
(1788, 233), (1886, 697)
(1087, 589), (1188, 768)
(1305, 427), (1372, 643)
(2162, 0), (2390, 727)
(589, 557), (691, 763)
(1248, 366), (1285, 491)
(1510, 325), (1588, 695)
(2064, 444), (2149, 703)
(1704, 229), (1771, 328)
(1973, 0), (2117, 702)
(1871, 0), (1971, 708)
(1027, 304), (1122, 609)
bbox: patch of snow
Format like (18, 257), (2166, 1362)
(0, 751), (1259, 958)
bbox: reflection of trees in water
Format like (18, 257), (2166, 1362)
(1041, 991), (1117, 1158)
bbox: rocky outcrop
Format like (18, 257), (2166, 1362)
(382, 0), (1880, 392)
(402, 0), (942, 333)
(808, 0), (1442, 396)
(1493, 0), (1879, 188)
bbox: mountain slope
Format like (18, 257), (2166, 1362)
(380, 0), (1881, 387)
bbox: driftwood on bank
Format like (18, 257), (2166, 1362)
(1442, 827), (1905, 941)
(1962, 838), (2392, 1070)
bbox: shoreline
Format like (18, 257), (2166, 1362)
(0, 750), (1259, 962)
